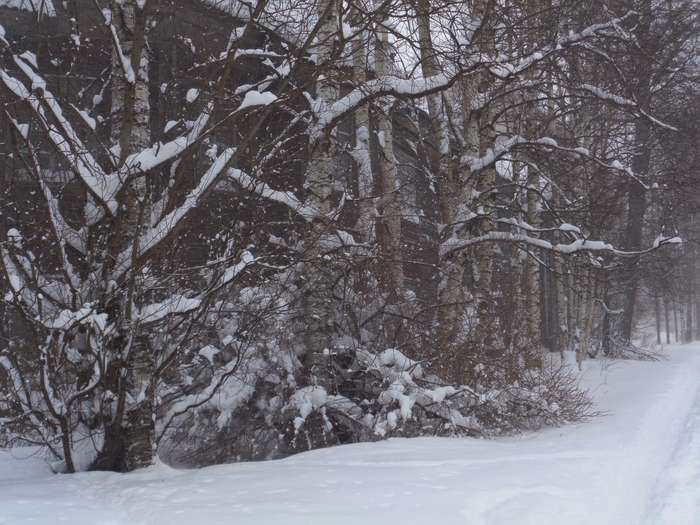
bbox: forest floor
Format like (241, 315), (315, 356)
(3, 344), (700, 525)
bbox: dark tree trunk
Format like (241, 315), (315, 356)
(620, 0), (652, 342)
(685, 287), (694, 343)
(664, 296), (671, 345)
(655, 294), (661, 345)
(695, 292), (700, 340)
(620, 124), (650, 341)
(674, 297), (680, 342)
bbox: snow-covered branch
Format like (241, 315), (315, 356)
(441, 231), (681, 258)
(226, 168), (320, 221)
(111, 148), (238, 279)
(0, 62), (118, 213)
(576, 84), (679, 131)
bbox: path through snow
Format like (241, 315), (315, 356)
(3, 345), (700, 525)
(643, 370), (700, 524)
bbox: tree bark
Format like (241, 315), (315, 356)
(620, 0), (652, 342)
(93, 0), (155, 472)
(674, 296), (680, 342)
(302, 0), (338, 382)
(655, 294), (661, 345)
(373, 8), (405, 342)
(351, 13), (375, 243)
(664, 295), (671, 345)
(413, 0), (464, 378)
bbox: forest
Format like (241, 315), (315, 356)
(0, 0), (699, 477)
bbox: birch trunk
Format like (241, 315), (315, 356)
(374, 8), (405, 338)
(521, 0), (550, 368)
(351, 13), (375, 243)
(303, 0), (338, 381)
(94, 0), (154, 472)
(522, 167), (542, 368)
(471, 0), (498, 358)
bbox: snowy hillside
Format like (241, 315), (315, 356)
(3, 345), (700, 525)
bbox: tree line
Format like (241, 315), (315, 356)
(0, 0), (698, 472)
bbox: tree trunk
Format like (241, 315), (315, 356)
(351, 18), (375, 243)
(674, 296), (680, 342)
(522, 167), (542, 368)
(601, 284), (612, 356)
(472, 0), (498, 362)
(664, 296), (671, 345)
(695, 290), (700, 341)
(620, 0), (652, 342)
(414, 0), (465, 379)
(93, 0), (155, 472)
(685, 284), (694, 343)
(577, 270), (596, 368)
(655, 294), (661, 345)
(374, 8), (405, 343)
(567, 269), (576, 351)
(302, 0), (338, 381)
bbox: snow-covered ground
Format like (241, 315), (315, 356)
(3, 345), (700, 525)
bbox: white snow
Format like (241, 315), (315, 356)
(186, 88), (200, 103)
(238, 90), (278, 111)
(290, 385), (329, 430)
(137, 294), (202, 323)
(198, 345), (220, 364)
(4, 345), (700, 524)
(18, 51), (37, 69)
(75, 108), (97, 131)
(163, 120), (179, 133)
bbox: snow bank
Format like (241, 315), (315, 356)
(3, 345), (700, 525)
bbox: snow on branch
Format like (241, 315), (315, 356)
(0, 63), (118, 213)
(576, 84), (678, 131)
(8, 118), (87, 257)
(117, 91), (276, 182)
(112, 148), (238, 280)
(441, 231), (682, 258)
(462, 134), (651, 188)
(0, 237), (69, 316)
(226, 168), (320, 221)
(488, 14), (635, 80)
(117, 103), (214, 180)
(97, 6), (136, 85)
(137, 251), (256, 324)
(312, 72), (457, 138)
(138, 148), (236, 252)
(137, 295), (202, 324)
(310, 14), (635, 139)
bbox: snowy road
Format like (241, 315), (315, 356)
(643, 371), (700, 524)
(3, 345), (700, 525)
